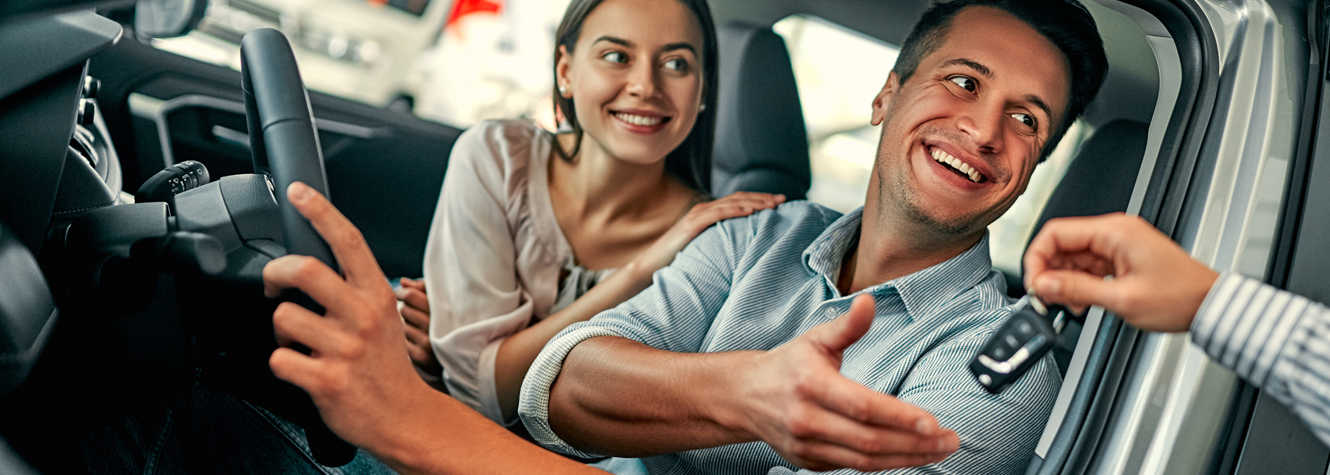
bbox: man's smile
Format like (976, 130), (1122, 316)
(929, 147), (986, 183)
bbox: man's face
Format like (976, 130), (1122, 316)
(869, 6), (1072, 238)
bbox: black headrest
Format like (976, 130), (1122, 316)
(711, 23), (811, 200)
(1028, 120), (1150, 249)
(1010, 119), (1149, 295)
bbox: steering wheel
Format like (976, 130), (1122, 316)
(239, 28), (355, 467)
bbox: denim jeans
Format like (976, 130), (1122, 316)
(81, 386), (397, 475)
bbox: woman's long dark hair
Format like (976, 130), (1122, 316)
(551, 0), (717, 194)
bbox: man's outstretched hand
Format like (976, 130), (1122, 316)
(262, 182), (430, 449)
(728, 294), (959, 471)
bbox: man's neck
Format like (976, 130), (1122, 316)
(836, 207), (985, 296)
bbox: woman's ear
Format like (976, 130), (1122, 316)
(871, 72), (900, 126)
(556, 45), (573, 98)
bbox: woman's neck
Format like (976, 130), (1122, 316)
(552, 132), (680, 222)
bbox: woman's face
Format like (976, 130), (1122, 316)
(556, 0), (704, 166)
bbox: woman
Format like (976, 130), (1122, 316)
(397, 0), (784, 426)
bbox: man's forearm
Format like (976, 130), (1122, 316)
(547, 336), (759, 456)
(369, 387), (599, 475)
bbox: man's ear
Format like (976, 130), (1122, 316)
(871, 72), (901, 126)
(556, 45), (573, 97)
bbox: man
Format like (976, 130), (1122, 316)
(514, 0), (1108, 473)
(262, 0), (1108, 473)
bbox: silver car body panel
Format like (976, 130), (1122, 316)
(1085, 0), (1308, 473)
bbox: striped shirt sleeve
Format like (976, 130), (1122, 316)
(517, 218), (743, 457)
(1191, 272), (1330, 445)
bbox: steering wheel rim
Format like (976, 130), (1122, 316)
(239, 28), (354, 467)
(240, 28), (337, 272)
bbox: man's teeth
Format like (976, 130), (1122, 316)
(930, 148), (982, 183)
(616, 113), (663, 126)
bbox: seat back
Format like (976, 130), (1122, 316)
(1022, 119), (1150, 375)
(711, 23), (811, 200)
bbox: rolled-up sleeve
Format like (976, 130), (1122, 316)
(1192, 272), (1330, 446)
(423, 122), (536, 424)
(517, 215), (747, 456)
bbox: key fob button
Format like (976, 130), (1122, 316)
(1004, 334), (1021, 348)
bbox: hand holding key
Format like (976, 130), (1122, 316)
(1023, 213), (1218, 332)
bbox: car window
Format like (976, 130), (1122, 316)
(772, 14), (1088, 276)
(153, 0), (570, 128)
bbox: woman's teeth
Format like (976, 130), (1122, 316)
(615, 113), (664, 127)
(930, 148), (982, 183)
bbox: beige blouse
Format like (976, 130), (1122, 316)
(423, 119), (613, 425)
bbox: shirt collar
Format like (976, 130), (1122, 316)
(804, 207), (996, 319)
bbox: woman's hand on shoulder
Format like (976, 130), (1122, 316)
(397, 278), (442, 376)
(629, 192), (786, 276)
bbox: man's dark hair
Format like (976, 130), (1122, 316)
(893, 0), (1109, 158)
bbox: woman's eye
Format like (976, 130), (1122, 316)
(603, 51), (628, 63)
(663, 58), (690, 72)
(948, 76), (977, 92)
(1011, 112), (1037, 129)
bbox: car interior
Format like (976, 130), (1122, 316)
(11, 0), (1324, 473)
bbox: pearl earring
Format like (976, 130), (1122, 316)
(700, 104), (707, 112)
(558, 85), (568, 96)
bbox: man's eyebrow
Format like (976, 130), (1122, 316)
(940, 58), (1056, 124)
(938, 58), (992, 78)
(1025, 94), (1055, 124)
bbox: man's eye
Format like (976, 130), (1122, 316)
(948, 76), (977, 92)
(663, 58), (690, 72)
(603, 51), (628, 63)
(1011, 112), (1037, 129)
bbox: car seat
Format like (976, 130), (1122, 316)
(1018, 119), (1150, 375)
(711, 23), (812, 200)
(0, 220), (54, 475)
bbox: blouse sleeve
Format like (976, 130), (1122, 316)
(423, 121), (540, 424)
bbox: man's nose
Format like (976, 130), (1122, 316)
(625, 61), (659, 99)
(956, 101), (1004, 153)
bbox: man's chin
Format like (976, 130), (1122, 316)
(901, 200), (988, 239)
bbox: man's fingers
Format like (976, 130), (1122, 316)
(781, 438), (952, 472)
(1030, 270), (1119, 312)
(263, 254), (353, 309)
(811, 377), (941, 435)
(286, 182), (386, 286)
(273, 301), (343, 354)
(791, 404), (955, 456)
(270, 347), (326, 393)
(812, 294), (876, 353)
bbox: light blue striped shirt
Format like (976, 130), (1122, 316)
(1192, 272), (1330, 446)
(519, 202), (1061, 474)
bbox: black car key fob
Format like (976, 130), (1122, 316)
(970, 295), (1062, 394)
